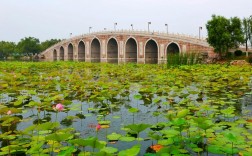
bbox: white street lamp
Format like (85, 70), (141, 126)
(114, 23), (117, 31)
(89, 27), (92, 33)
(199, 26), (202, 39)
(148, 22), (151, 32)
(165, 24), (168, 34)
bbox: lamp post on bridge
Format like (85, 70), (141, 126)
(148, 22), (151, 32)
(114, 23), (117, 31)
(131, 24), (133, 31)
(89, 27), (92, 34)
(199, 26), (202, 39)
(165, 24), (168, 34)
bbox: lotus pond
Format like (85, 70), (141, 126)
(0, 62), (252, 156)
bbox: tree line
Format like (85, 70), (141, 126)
(206, 15), (252, 57)
(0, 37), (61, 59)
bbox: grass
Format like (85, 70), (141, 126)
(167, 52), (201, 67)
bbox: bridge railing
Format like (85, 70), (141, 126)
(86, 29), (208, 43)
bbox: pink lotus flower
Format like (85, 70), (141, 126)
(7, 110), (12, 115)
(96, 124), (101, 131)
(55, 103), (64, 112)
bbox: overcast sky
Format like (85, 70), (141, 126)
(1, 0), (251, 42)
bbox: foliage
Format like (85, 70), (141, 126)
(229, 17), (244, 49)
(250, 17), (252, 47)
(167, 52), (200, 67)
(226, 52), (234, 59)
(118, 144), (141, 156)
(206, 15), (244, 57)
(40, 39), (61, 52)
(0, 37), (61, 59)
(234, 50), (243, 56)
(15, 37), (41, 55)
(242, 17), (251, 50)
(0, 41), (16, 59)
(247, 54), (252, 63)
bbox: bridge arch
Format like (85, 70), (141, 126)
(78, 40), (85, 61)
(107, 37), (119, 63)
(166, 42), (181, 55)
(91, 38), (101, 62)
(125, 37), (138, 63)
(144, 38), (159, 64)
(59, 46), (64, 61)
(53, 49), (57, 61)
(68, 43), (74, 61)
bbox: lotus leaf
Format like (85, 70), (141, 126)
(125, 123), (151, 133)
(119, 136), (135, 142)
(45, 133), (73, 142)
(107, 133), (121, 141)
(118, 144), (141, 156)
(100, 147), (118, 154)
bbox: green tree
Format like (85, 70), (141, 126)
(16, 37), (41, 55)
(40, 39), (61, 52)
(249, 16), (252, 48)
(206, 15), (244, 57)
(228, 17), (244, 50)
(206, 15), (230, 55)
(242, 17), (251, 51)
(0, 41), (16, 59)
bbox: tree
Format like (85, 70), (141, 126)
(249, 16), (252, 48)
(40, 39), (61, 52)
(206, 15), (230, 55)
(0, 41), (16, 59)
(242, 17), (251, 51)
(206, 15), (244, 57)
(228, 17), (244, 50)
(16, 37), (41, 55)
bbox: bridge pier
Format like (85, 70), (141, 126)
(158, 58), (166, 64)
(85, 58), (91, 62)
(137, 58), (145, 64)
(101, 58), (107, 63)
(118, 58), (125, 64)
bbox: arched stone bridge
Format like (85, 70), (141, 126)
(40, 30), (213, 64)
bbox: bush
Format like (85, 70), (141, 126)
(247, 54), (252, 63)
(234, 50), (243, 56)
(226, 52), (234, 59)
